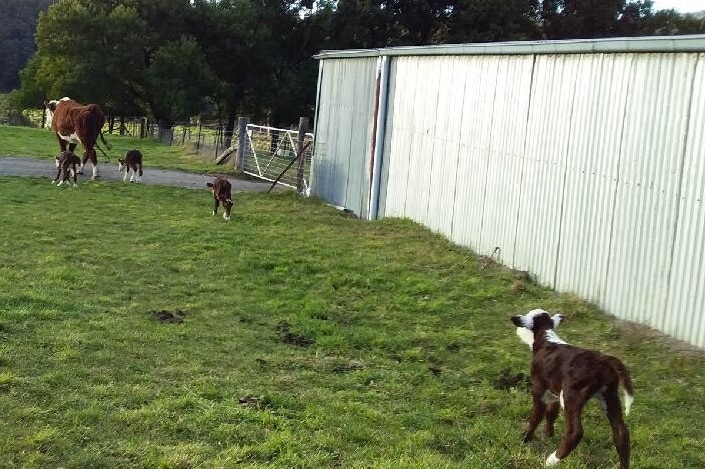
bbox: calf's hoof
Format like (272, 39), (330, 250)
(545, 452), (561, 467)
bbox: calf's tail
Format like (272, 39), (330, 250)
(608, 357), (634, 416)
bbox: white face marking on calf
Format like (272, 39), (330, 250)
(514, 310), (566, 350)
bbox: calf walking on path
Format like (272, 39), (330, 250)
(118, 150), (143, 183)
(52, 151), (81, 187)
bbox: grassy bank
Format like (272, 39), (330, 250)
(0, 177), (703, 468)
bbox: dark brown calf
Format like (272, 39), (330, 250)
(511, 309), (634, 469)
(52, 151), (81, 187)
(207, 176), (233, 221)
(118, 149), (143, 183)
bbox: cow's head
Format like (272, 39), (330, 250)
(44, 97), (70, 129)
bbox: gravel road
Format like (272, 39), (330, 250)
(0, 156), (274, 192)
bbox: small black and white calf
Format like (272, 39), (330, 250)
(118, 149), (143, 183)
(511, 309), (634, 469)
(52, 151), (81, 187)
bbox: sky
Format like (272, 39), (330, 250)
(651, 0), (704, 12)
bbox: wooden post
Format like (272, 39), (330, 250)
(235, 116), (250, 170)
(296, 117), (309, 193)
(196, 122), (202, 151)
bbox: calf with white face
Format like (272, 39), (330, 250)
(207, 176), (233, 221)
(52, 151), (81, 187)
(511, 309), (634, 469)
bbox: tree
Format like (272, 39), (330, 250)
(0, 0), (52, 92)
(145, 37), (216, 128)
(34, 0), (148, 118)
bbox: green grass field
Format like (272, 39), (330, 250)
(0, 137), (704, 467)
(0, 125), (236, 174)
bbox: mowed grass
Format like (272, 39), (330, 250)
(0, 177), (704, 469)
(0, 125), (235, 174)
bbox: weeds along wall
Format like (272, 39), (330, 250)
(312, 36), (705, 348)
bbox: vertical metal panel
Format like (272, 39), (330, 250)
(514, 55), (580, 285)
(478, 56), (534, 263)
(554, 54), (632, 304)
(604, 53), (697, 329)
(426, 56), (467, 236)
(404, 57), (443, 225)
(664, 53), (705, 348)
(383, 57), (419, 218)
(449, 57), (501, 252)
(311, 58), (377, 216)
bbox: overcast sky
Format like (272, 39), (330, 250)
(651, 0), (704, 12)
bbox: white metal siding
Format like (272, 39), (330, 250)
(555, 54), (632, 305)
(315, 42), (705, 348)
(604, 53), (697, 329)
(663, 53), (705, 348)
(311, 58), (377, 217)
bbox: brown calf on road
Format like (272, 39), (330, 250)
(511, 309), (634, 469)
(52, 151), (81, 187)
(45, 97), (111, 180)
(207, 176), (233, 221)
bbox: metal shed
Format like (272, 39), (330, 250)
(312, 35), (705, 348)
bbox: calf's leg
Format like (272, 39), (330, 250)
(523, 382), (547, 443)
(604, 386), (630, 469)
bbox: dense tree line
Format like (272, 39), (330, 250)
(5, 0), (705, 132)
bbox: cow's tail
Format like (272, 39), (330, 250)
(100, 130), (112, 151)
(95, 141), (111, 163)
(607, 356), (634, 416)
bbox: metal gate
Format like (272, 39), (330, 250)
(241, 124), (314, 193)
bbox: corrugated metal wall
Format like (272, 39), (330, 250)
(313, 47), (705, 348)
(312, 58), (378, 218)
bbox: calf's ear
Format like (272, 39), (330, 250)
(510, 316), (523, 327)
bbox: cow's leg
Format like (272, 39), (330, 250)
(71, 164), (78, 187)
(123, 168), (128, 182)
(212, 198), (219, 216)
(89, 149), (98, 180)
(57, 168), (66, 187)
(59, 137), (68, 152)
(129, 166), (135, 183)
(137, 164), (142, 183)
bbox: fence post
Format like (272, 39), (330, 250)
(236, 116), (250, 170)
(296, 117), (309, 193)
(196, 122), (202, 151)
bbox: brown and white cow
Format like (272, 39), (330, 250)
(207, 176), (233, 221)
(45, 97), (111, 180)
